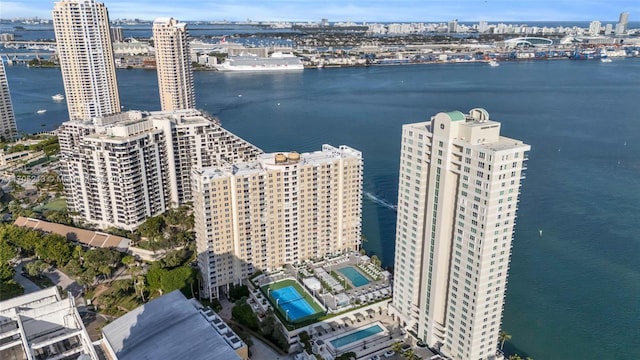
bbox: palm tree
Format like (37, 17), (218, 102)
(391, 341), (404, 355)
(499, 330), (512, 351)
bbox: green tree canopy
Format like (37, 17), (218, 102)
(0, 239), (18, 264)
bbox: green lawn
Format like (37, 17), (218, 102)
(261, 279), (325, 324)
(42, 198), (67, 211)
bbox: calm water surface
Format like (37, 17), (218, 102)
(6, 58), (640, 360)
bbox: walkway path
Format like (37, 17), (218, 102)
(42, 267), (82, 297)
(12, 259), (41, 294)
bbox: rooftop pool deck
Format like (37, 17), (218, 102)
(338, 266), (370, 287)
(327, 322), (387, 349)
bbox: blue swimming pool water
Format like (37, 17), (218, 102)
(271, 286), (317, 321)
(338, 267), (370, 287)
(330, 324), (384, 348)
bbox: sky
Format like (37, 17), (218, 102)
(0, 0), (638, 23)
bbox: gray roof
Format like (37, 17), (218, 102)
(102, 291), (240, 360)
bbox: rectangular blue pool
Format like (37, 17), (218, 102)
(338, 266), (370, 287)
(271, 286), (316, 321)
(330, 324), (384, 348)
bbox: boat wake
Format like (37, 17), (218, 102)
(364, 192), (397, 211)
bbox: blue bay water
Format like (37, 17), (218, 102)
(5, 58), (640, 360)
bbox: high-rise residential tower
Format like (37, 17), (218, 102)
(390, 109), (530, 360)
(53, 0), (120, 121)
(615, 11), (630, 35)
(58, 109), (262, 230)
(0, 60), (18, 140)
(152, 18), (195, 111)
(193, 145), (363, 299)
(588, 20), (601, 36)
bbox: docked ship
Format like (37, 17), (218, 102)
(214, 51), (304, 72)
(569, 48), (603, 60)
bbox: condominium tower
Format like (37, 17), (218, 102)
(615, 11), (630, 35)
(152, 18), (195, 111)
(58, 109), (262, 230)
(390, 109), (530, 360)
(588, 20), (601, 36)
(53, 0), (120, 121)
(193, 145), (363, 299)
(0, 60), (18, 140)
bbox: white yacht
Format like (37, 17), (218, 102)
(52, 93), (64, 101)
(488, 60), (500, 67)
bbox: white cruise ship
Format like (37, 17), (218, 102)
(214, 51), (304, 72)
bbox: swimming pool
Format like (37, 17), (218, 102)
(329, 324), (384, 348)
(271, 286), (317, 321)
(338, 266), (370, 287)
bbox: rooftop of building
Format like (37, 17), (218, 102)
(194, 144), (361, 180)
(0, 287), (98, 360)
(14, 216), (130, 250)
(101, 290), (241, 360)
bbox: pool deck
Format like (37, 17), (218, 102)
(308, 304), (404, 360)
(325, 321), (388, 349)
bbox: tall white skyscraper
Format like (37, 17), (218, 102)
(0, 60), (18, 140)
(193, 145), (363, 299)
(588, 20), (601, 36)
(152, 17), (195, 112)
(390, 109), (530, 360)
(615, 12), (630, 35)
(53, 0), (120, 121)
(58, 109), (262, 230)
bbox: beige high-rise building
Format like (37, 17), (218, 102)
(58, 109), (262, 230)
(193, 145), (363, 299)
(0, 60), (17, 140)
(390, 109), (530, 360)
(588, 20), (601, 36)
(53, 0), (120, 121)
(153, 17), (195, 111)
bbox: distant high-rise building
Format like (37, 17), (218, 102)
(448, 19), (458, 33)
(193, 145), (363, 299)
(0, 60), (18, 140)
(390, 109), (530, 360)
(589, 20), (601, 36)
(58, 109), (262, 230)
(478, 21), (489, 33)
(53, 0), (120, 121)
(615, 12), (630, 35)
(110, 26), (124, 42)
(605, 23), (614, 35)
(152, 17), (195, 112)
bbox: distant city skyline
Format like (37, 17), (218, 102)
(1, 0), (637, 23)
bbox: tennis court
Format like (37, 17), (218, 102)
(271, 286), (316, 321)
(263, 279), (324, 323)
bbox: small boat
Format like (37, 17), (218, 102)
(52, 93), (64, 101)
(488, 60), (500, 67)
(600, 58), (612, 63)
(36, 109), (47, 114)
(539, 229), (543, 237)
